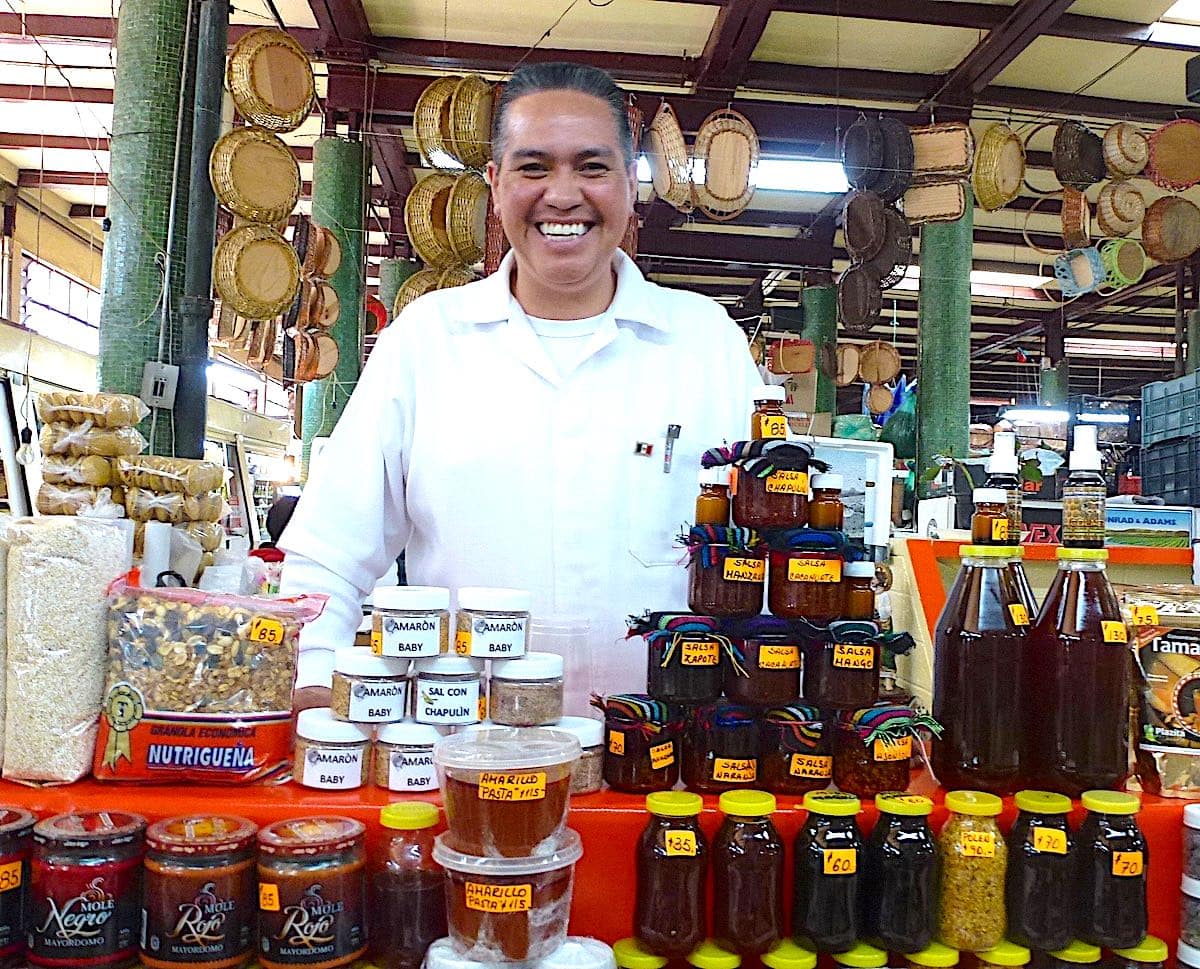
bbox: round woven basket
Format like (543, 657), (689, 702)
(910, 123), (974, 179)
(842, 115), (884, 191)
(414, 76), (461, 167)
(692, 109), (759, 221)
(299, 281), (339, 328)
(1100, 238), (1147, 288)
(213, 223), (300, 320)
(1052, 121), (1105, 190)
(864, 208), (912, 289)
(293, 330), (318, 383)
(209, 126), (300, 224)
(313, 333), (340, 379)
(302, 224), (342, 279)
(972, 123), (1024, 212)
(835, 344), (861, 387)
(1053, 247), (1105, 298)
(437, 266), (476, 290)
(874, 117), (914, 204)
(405, 173), (458, 268)
(858, 339), (902, 384)
(1103, 122), (1148, 177)
(393, 269), (440, 317)
(866, 384), (894, 416)
(449, 74), (493, 168)
(1096, 180), (1145, 238)
(837, 265), (882, 334)
(843, 191), (888, 262)
(447, 171), (489, 265)
(902, 182), (966, 225)
(1148, 119), (1200, 191)
(1061, 187), (1091, 250)
(1142, 196), (1200, 263)
(646, 101), (693, 212)
(226, 28), (314, 133)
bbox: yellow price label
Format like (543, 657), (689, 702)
(1112, 851), (1144, 877)
(712, 758), (757, 783)
(873, 735), (912, 763)
(833, 643), (876, 670)
(1031, 827), (1068, 855)
(665, 830), (698, 857)
(960, 831), (996, 858)
(1008, 603), (1029, 626)
(991, 518), (1009, 541)
(822, 849), (857, 875)
(465, 882), (532, 913)
(788, 557), (842, 583)
(765, 470), (808, 494)
(247, 616), (285, 645)
(681, 639), (721, 666)
(1130, 605), (1160, 627)
(758, 414), (789, 440)
(608, 730), (626, 756)
(258, 883), (280, 912)
(478, 771), (546, 802)
(789, 753), (832, 778)
(1102, 621), (1129, 644)
(0, 861), (21, 893)
(478, 694), (488, 721)
(454, 630), (471, 656)
(650, 742), (675, 771)
(723, 557), (766, 583)
(759, 644), (800, 670)
(370, 629), (384, 655)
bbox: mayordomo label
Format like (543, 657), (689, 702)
(260, 883), (364, 966)
(380, 615), (443, 657)
(30, 868), (141, 965)
(145, 877), (253, 965)
(466, 616), (527, 657)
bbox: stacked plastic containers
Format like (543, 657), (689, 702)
(433, 727), (584, 962)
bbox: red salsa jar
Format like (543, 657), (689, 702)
(142, 815), (258, 969)
(802, 621), (880, 710)
(0, 807), (34, 969)
(595, 695), (684, 794)
(257, 818), (367, 969)
(759, 705), (831, 796)
(30, 811), (147, 969)
(682, 702), (761, 795)
(732, 468), (809, 529)
(726, 633), (802, 707)
(768, 551), (843, 623)
(688, 545), (765, 619)
(646, 630), (725, 706)
(833, 706), (935, 799)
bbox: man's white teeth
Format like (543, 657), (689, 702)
(539, 222), (588, 237)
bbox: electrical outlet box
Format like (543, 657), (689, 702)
(141, 362), (180, 409)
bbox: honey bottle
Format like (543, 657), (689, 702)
(986, 431), (1023, 541)
(696, 468), (731, 526)
(972, 488), (1011, 544)
(751, 386), (788, 440)
(1062, 424), (1106, 549)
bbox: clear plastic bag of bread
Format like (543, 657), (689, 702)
(133, 520), (225, 556)
(37, 484), (126, 518)
(115, 455), (226, 496)
(125, 487), (227, 524)
(41, 455), (114, 487)
(35, 391), (149, 429)
(41, 421), (147, 458)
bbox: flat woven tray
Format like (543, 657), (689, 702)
(213, 223), (300, 320)
(902, 181), (966, 225)
(692, 108), (759, 221)
(405, 173), (458, 269)
(209, 126), (300, 225)
(226, 28), (314, 133)
(972, 123), (1024, 212)
(910, 123), (974, 180)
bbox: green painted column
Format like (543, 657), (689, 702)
(1188, 308), (1200, 376)
(801, 271), (837, 414)
(301, 136), (367, 476)
(380, 257), (419, 322)
(98, 0), (192, 454)
(1040, 361), (1070, 405)
(917, 189), (974, 494)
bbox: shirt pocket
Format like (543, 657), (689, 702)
(626, 425), (700, 568)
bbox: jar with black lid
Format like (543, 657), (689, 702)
(759, 705), (830, 796)
(682, 702), (760, 795)
(724, 618), (801, 708)
(0, 807), (34, 969)
(594, 695), (685, 794)
(1005, 790), (1074, 951)
(791, 790), (862, 953)
(1074, 790), (1147, 949)
(803, 621), (880, 710)
(862, 793), (936, 953)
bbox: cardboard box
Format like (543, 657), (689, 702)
(785, 412), (832, 437)
(783, 371), (818, 412)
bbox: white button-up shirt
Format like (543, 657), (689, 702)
(280, 249), (764, 709)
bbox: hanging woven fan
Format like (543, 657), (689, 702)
(692, 108), (759, 221)
(1147, 119), (1200, 191)
(972, 123), (1024, 212)
(863, 208), (912, 290)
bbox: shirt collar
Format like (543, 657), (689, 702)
(454, 248), (671, 333)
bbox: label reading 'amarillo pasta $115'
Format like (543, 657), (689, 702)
(465, 882), (531, 913)
(477, 771), (546, 802)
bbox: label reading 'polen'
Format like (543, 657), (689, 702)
(712, 758), (757, 783)
(723, 557), (766, 583)
(478, 771), (547, 802)
(960, 831), (996, 858)
(301, 743), (365, 790)
(380, 613), (444, 657)
(347, 679), (408, 722)
(759, 644), (800, 669)
(415, 675), (481, 725)
(765, 470), (808, 494)
(789, 753), (832, 778)
(465, 615), (528, 657)
(681, 639), (720, 666)
(788, 557), (842, 583)
(465, 882), (531, 913)
(832, 643), (875, 669)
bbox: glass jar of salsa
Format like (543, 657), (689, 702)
(863, 793), (936, 953)
(1075, 790), (1147, 949)
(1005, 790), (1074, 951)
(30, 811), (146, 969)
(724, 625), (801, 707)
(936, 791), (1007, 952)
(647, 630), (724, 705)
(688, 546), (765, 619)
(257, 817), (367, 969)
(142, 814), (258, 969)
(0, 807), (33, 969)
(596, 695), (685, 794)
(803, 621), (879, 710)
(807, 474), (844, 530)
(751, 386), (788, 441)
(634, 792), (708, 959)
(767, 551), (842, 622)
(370, 804), (445, 969)
(682, 703), (760, 795)
(833, 706), (926, 799)
(732, 468), (809, 529)
(842, 562), (875, 620)
(759, 705), (830, 796)
(711, 791), (784, 956)
(792, 791), (863, 953)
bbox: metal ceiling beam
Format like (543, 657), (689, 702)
(69, 204), (104, 218)
(308, 0), (371, 57)
(0, 83), (111, 104)
(0, 133), (109, 151)
(694, 0), (775, 93)
(0, 13), (319, 47)
(17, 169), (106, 186)
(638, 224), (835, 269)
(744, 63), (937, 105)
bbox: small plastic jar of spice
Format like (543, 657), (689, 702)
(807, 473), (844, 530)
(759, 705), (830, 796)
(804, 621), (880, 709)
(370, 803), (446, 969)
(936, 790), (1007, 952)
(551, 717), (605, 795)
(682, 702), (760, 795)
(1185, 874), (1200, 947)
(331, 648), (409, 723)
(435, 828), (582, 962)
(257, 817), (367, 969)
(490, 652), (565, 726)
(976, 942), (1032, 969)
(1034, 942), (1101, 969)
(792, 790), (863, 953)
(598, 696), (684, 794)
(833, 706), (918, 798)
(1005, 790), (1074, 951)
(634, 792), (708, 958)
(751, 385), (788, 440)
(372, 585), (450, 658)
(30, 811), (147, 969)
(294, 708), (371, 790)
(864, 793), (936, 953)
(842, 562), (876, 620)
(972, 488), (1012, 544)
(374, 720), (439, 792)
(0, 807), (33, 969)
(688, 545), (766, 619)
(1104, 937), (1168, 969)
(413, 655), (485, 725)
(767, 550), (843, 622)
(455, 587), (530, 659)
(1075, 790), (1147, 949)
(142, 814), (258, 969)
(724, 621), (801, 707)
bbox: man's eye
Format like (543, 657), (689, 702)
(519, 163), (547, 174)
(581, 162), (609, 173)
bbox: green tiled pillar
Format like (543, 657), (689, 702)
(98, 0), (194, 454)
(301, 137), (367, 477)
(380, 257), (419, 322)
(1040, 361), (1070, 405)
(801, 273), (837, 414)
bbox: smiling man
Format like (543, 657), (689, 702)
(279, 63), (764, 712)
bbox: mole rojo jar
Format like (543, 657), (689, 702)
(141, 814), (258, 969)
(455, 588), (531, 659)
(256, 817), (367, 969)
(371, 586), (450, 658)
(0, 807), (34, 969)
(30, 811), (147, 969)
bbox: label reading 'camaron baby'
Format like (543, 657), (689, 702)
(380, 615), (444, 657)
(302, 744), (365, 790)
(389, 749), (437, 791)
(465, 616), (528, 657)
(347, 680), (408, 722)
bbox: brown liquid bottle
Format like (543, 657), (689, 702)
(696, 468), (731, 526)
(711, 790), (784, 955)
(634, 792), (708, 958)
(370, 804), (446, 969)
(1024, 548), (1130, 797)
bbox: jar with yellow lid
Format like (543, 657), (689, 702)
(761, 940), (816, 969)
(1005, 790), (1073, 951)
(864, 793), (935, 952)
(687, 940), (740, 969)
(936, 790), (1006, 952)
(905, 943), (959, 969)
(830, 943), (887, 969)
(1032, 941), (1101, 969)
(371, 804), (445, 969)
(976, 941), (1031, 969)
(635, 792), (707, 958)
(1075, 790), (1146, 949)
(1103, 936), (1167, 969)
(792, 791), (862, 953)
(613, 938), (668, 969)
(712, 791), (784, 956)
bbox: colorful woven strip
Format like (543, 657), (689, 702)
(764, 704), (826, 749)
(844, 703), (943, 744)
(701, 440), (827, 478)
(696, 701), (759, 731)
(827, 619), (880, 644)
(760, 527), (846, 552)
(591, 693), (684, 737)
(682, 525), (761, 551)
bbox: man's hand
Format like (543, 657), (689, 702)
(292, 685), (332, 715)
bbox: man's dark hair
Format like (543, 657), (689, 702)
(491, 62), (634, 168)
(265, 495), (299, 547)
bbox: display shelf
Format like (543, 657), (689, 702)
(0, 772), (1182, 950)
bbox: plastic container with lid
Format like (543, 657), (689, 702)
(635, 792), (708, 958)
(682, 702), (760, 795)
(752, 385), (789, 440)
(905, 943), (959, 969)
(688, 940), (741, 969)
(804, 621), (879, 709)
(1037, 942), (1101, 969)
(490, 653), (564, 726)
(435, 727), (580, 857)
(30, 811), (146, 969)
(456, 588), (530, 658)
(293, 708), (371, 789)
(551, 717), (605, 794)
(612, 938), (667, 969)
(375, 720), (440, 792)
(0, 807), (34, 969)
(761, 940), (816, 969)
(688, 546), (766, 619)
(648, 630), (725, 706)
(372, 585), (450, 657)
(142, 814), (258, 969)
(372, 804), (446, 969)
(830, 944), (888, 969)
(414, 656), (486, 725)
(759, 704), (830, 796)
(863, 793), (936, 953)
(1182, 941), (1200, 969)
(711, 791), (784, 956)
(331, 648), (410, 723)
(696, 468), (731, 527)
(434, 828), (581, 962)
(936, 790), (1007, 952)
(1074, 790), (1147, 949)
(767, 550), (843, 622)
(1185, 873), (1200, 947)
(1005, 790), (1074, 951)
(1185, 802), (1200, 880)
(535, 937), (617, 969)
(976, 942), (1032, 969)
(807, 473), (844, 530)
(599, 695), (685, 795)
(1104, 936), (1168, 969)
(973, 487), (1012, 544)
(842, 561), (876, 620)
(725, 630), (801, 707)
(791, 790), (863, 953)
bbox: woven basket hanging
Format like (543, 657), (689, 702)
(1051, 121), (1105, 190)
(1142, 195), (1200, 264)
(874, 117), (914, 205)
(414, 76), (462, 168)
(864, 209), (912, 290)
(692, 108), (759, 221)
(971, 123), (1024, 212)
(1147, 119), (1200, 191)
(909, 123), (974, 180)
(1095, 180), (1145, 238)
(1099, 238), (1147, 289)
(213, 223), (300, 320)
(447, 171), (489, 265)
(843, 191), (888, 263)
(646, 101), (693, 212)
(902, 181), (966, 225)
(835, 344), (861, 387)
(857, 340), (902, 384)
(1103, 122), (1148, 177)
(842, 115), (885, 191)
(405, 173), (458, 269)
(226, 28), (314, 133)
(1061, 188), (1091, 250)
(449, 75), (494, 168)
(393, 269), (441, 317)
(1053, 247), (1105, 298)
(209, 126), (300, 225)
(837, 265), (882, 334)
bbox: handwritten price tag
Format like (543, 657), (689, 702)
(1102, 621), (1128, 644)
(1008, 603), (1029, 626)
(0, 861), (22, 893)
(608, 731), (626, 756)
(1031, 827), (1068, 855)
(1112, 851), (1144, 877)
(247, 617), (284, 645)
(758, 415), (789, 440)
(822, 849), (857, 875)
(665, 830), (697, 857)
(259, 883), (280, 912)
(1130, 605), (1160, 627)
(960, 831), (996, 858)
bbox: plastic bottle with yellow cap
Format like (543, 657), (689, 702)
(830, 942), (887, 969)
(614, 938), (668, 969)
(975, 941), (1031, 969)
(760, 939), (816, 969)
(937, 791), (1006, 952)
(1025, 541), (1129, 798)
(1042, 940), (1102, 969)
(792, 791), (863, 952)
(1107, 935), (1168, 969)
(1075, 790), (1147, 949)
(712, 791), (784, 956)
(1005, 790), (1073, 952)
(635, 792), (708, 959)
(864, 793), (935, 952)
(933, 543), (1029, 795)
(687, 940), (740, 969)
(372, 803), (446, 969)
(904, 941), (959, 969)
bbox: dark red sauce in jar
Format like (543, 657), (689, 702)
(687, 545), (765, 619)
(767, 551), (843, 623)
(732, 468), (809, 529)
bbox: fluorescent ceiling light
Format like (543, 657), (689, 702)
(1162, 0), (1200, 23)
(636, 156), (849, 194)
(1003, 407), (1069, 423)
(1079, 412), (1130, 425)
(890, 266), (1051, 300)
(1064, 337), (1177, 359)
